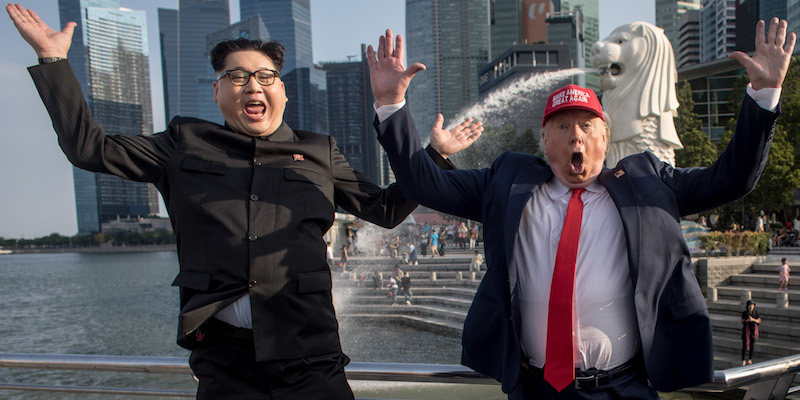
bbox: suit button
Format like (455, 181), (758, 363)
(253, 158), (262, 166)
(250, 194), (259, 201)
(249, 280), (257, 287)
(248, 234), (258, 241)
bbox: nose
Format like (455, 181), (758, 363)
(569, 124), (584, 144)
(244, 75), (263, 93)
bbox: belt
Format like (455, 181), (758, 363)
(205, 318), (254, 341)
(521, 358), (639, 390)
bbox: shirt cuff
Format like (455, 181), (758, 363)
(747, 83), (781, 111)
(374, 100), (406, 123)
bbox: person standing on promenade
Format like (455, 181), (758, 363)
(367, 17), (793, 399)
(401, 272), (413, 305)
(5, 4), (480, 399)
(741, 300), (761, 365)
(778, 257), (791, 291)
(340, 243), (349, 273)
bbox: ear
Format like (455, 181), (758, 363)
(213, 80), (219, 104)
(279, 80), (288, 103)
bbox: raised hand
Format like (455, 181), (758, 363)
(729, 18), (796, 90)
(429, 114), (484, 158)
(366, 29), (426, 107)
(6, 3), (75, 58)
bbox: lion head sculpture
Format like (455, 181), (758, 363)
(590, 21), (683, 166)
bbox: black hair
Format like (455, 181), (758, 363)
(209, 38), (285, 73)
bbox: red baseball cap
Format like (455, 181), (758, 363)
(542, 84), (604, 126)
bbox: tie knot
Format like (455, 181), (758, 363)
(571, 188), (585, 199)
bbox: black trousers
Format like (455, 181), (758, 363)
(189, 319), (354, 400)
(510, 362), (658, 400)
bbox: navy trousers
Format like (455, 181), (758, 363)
(509, 363), (658, 400)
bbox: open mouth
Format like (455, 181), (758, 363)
(570, 152), (585, 174)
(598, 63), (622, 77)
(244, 101), (266, 118)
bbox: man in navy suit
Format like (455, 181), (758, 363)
(366, 19), (795, 399)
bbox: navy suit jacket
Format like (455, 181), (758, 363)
(375, 95), (777, 393)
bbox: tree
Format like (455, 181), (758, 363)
(674, 81), (717, 167)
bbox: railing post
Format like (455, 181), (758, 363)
(457, 272), (463, 281)
(708, 287), (718, 302)
(431, 271), (437, 281)
(741, 290), (752, 306)
(777, 291), (789, 309)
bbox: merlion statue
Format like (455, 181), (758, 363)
(590, 21), (683, 166)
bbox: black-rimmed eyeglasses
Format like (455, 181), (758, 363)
(215, 68), (280, 86)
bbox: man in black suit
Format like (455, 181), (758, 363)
(5, 4), (480, 399)
(367, 19), (794, 399)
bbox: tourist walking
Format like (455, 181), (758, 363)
(468, 225), (479, 249)
(742, 300), (761, 365)
(340, 243), (349, 273)
(430, 230), (440, 258)
(408, 242), (418, 265)
(401, 272), (413, 305)
(778, 257), (791, 291)
(326, 242), (335, 269)
(388, 276), (399, 306)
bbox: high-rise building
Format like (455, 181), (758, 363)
(555, 0), (598, 89)
(700, 0), (736, 62)
(58, 0), (159, 233)
(677, 9), (702, 68)
(239, 0), (313, 74)
(322, 45), (388, 185)
(656, 0), (702, 53)
(406, 0), (490, 140)
(283, 67), (329, 133)
(490, 0), (523, 60)
(546, 10), (587, 88)
(158, 0), (230, 124)
(789, 0), (800, 49)
(735, 0), (789, 54)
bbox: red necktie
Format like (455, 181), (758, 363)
(544, 188), (585, 392)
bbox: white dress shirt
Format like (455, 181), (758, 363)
(511, 179), (639, 371)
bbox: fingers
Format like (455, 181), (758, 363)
(396, 33), (405, 64)
(433, 113), (444, 130)
(785, 31), (797, 54)
(385, 29), (394, 58)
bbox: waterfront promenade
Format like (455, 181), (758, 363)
(335, 247), (800, 372)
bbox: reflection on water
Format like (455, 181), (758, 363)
(0, 252), (501, 399)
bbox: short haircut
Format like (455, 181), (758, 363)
(209, 38), (285, 73)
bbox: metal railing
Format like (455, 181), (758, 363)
(1, 353), (799, 399)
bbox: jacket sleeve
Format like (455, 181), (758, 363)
(374, 105), (492, 222)
(330, 135), (454, 229)
(28, 61), (174, 183)
(657, 95), (778, 215)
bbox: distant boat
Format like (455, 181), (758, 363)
(0, 248), (12, 255)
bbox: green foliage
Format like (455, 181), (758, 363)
(675, 81), (718, 168)
(707, 59), (800, 224)
(0, 229), (176, 249)
(449, 124), (541, 169)
(699, 231), (770, 256)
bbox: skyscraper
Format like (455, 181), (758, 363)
(406, 0), (490, 140)
(239, 0), (313, 74)
(321, 45), (388, 185)
(546, 9), (586, 87)
(700, 0), (736, 62)
(735, 0), (789, 54)
(283, 67), (329, 133)
(677, 9), (701, 68)
(655, 0), (702, 53)
(158, 0), (230, 124)
(58, 0), (159, 233)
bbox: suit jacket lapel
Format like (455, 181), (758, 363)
(599, 165), (642, 284)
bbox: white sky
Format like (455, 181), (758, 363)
(0, 0), (654, 238)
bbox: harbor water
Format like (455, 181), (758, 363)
(0, 251), (504, 399)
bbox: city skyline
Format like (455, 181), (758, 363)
(0, 0), (655, 238)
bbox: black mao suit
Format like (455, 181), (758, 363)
(28, 61), (453, 364)
(375, 95), (777, 394)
